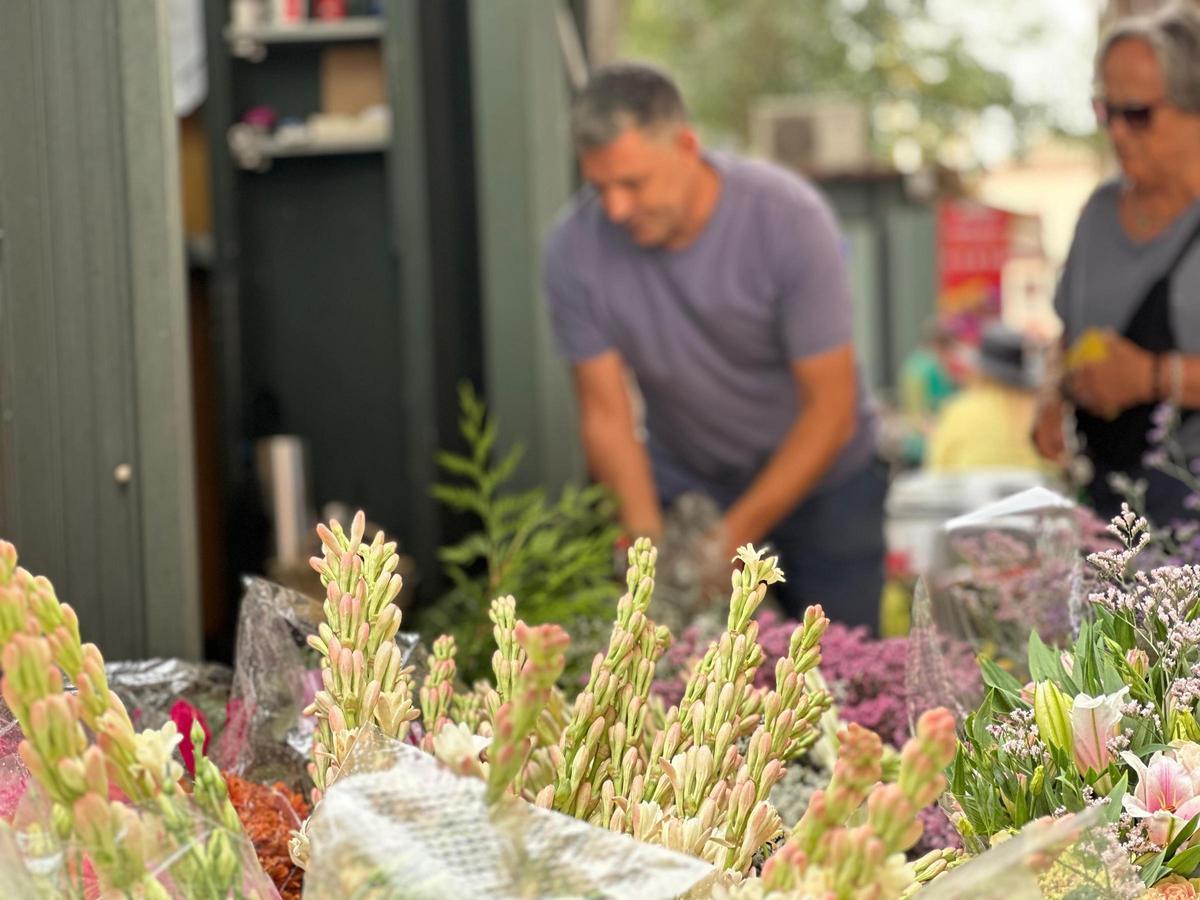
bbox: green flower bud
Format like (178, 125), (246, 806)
(1033, 681), (1072, 755)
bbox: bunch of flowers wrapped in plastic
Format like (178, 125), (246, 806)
(293, 512), (976, 897)
(948, 506), (1200, 892)
(288, 511), (419, 866)
(0, 540), (270, 897)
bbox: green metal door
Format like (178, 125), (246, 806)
(0, 0), (200, 660)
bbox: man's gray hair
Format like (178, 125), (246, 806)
(571, 62), (688, 150)
(1097, 2), (1200, 113)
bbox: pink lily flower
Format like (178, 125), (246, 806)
(1071, 687), (1128, 775)
(1122, 751), (1200, 846)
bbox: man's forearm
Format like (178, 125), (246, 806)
(581, 416), (663, 540)
(723, 403), (855, 548)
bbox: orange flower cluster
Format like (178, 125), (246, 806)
(224, 772), (310, 900)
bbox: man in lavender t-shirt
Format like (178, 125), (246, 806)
(543, 63), (884, 630)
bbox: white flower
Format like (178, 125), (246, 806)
(130, 722), (184, 791)
(431, 722), (488, 771)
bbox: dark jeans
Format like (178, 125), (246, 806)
(653, 452), (888, 633)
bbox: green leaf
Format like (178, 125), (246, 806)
(950, 747), (968, 795)
(979, 657), (1025, 704)
(1139, 743), (1174, 755)
(431, 484), (488, 516)
(1168, 842), (1200, 876)
(1142, 851), (1166, 887)
(1100, 774), (1128, 826)
(1029, 631), (1077, 694)
(434, 450), (483, 481)
(971, 693), (995, 748)
(1166, 811), (1200, 858)
(487, 443), (525, 492)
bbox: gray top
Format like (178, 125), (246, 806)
(543, 152), (877, 493)
(1054, 178), (1200, 453)
(1054, 179), (1200, 345)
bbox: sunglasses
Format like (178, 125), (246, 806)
(1093, 98), (1166, 131)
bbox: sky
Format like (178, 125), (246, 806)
(927, 0), (1106, 163)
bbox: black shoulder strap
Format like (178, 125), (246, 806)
(1163, 205), (1200, 282)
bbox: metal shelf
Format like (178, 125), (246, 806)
(229, 130), (391, 171)
(224, 17), (385, 61)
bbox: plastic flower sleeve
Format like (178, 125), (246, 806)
(920, 807), (1141, 900)
(105, 658), (233, 735)
(0, 821), (42, 898)
(213, 576), (418, 788)
(0, 789), (278, 900)
(0, 701), (28, 822)
(302, 728), (715, 899)
(905, 578), (982, 731)
(936, 487), (1082, 678)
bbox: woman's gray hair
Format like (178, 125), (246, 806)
(1097, 2), (1200, 113)
(571, 62), (688, 151)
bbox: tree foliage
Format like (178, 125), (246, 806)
(620, 0), (1038, 167)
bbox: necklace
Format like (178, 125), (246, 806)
(1125, 185), (1187, 238)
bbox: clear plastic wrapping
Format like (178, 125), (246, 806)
(0, 701), (28, 823)
(0, 787), (278, 899)
(933, 487), (1082, 680)
(105, 658), (233, 736)
(302, 727), (714, 899)
(213, 576), (418, 789)
(921, 807), (1142, 899)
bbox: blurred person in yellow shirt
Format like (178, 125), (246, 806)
(928, 324), (1045, 472)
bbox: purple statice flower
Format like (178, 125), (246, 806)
(1148, 402), (1174, 445)
(915, 804), (962, 855)
(1142, 448), (1169, 470)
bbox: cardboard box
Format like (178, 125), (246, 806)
(320, 44), (387, 116)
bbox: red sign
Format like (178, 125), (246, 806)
(937, 201), (1012, 319)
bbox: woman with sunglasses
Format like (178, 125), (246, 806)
(1034, 2), (1200, 523)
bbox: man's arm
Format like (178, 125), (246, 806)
(573, 350), (664, 541)
(721, 344), (858, 550)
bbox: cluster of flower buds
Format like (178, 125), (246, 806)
(485, 623), (569, 804)
(0, 540), (252, 898)
(608, 548), (828, 874)
(489, 595), (525, 704)
(546, 538), (667, 819)
(420, 635), (458, 739)
(303, 512), (417, 803)
(759, 707), (958, 897)
(900, 846), (968, 897)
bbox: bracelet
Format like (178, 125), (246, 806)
(1153, 353), (1164, 402)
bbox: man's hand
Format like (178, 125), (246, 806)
(1066, 330), (1155, 419)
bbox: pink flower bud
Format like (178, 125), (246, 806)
(1126, 648), (1150, 678)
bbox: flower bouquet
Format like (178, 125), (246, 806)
(284, 511), (969, 899)
(948, 506), (1200, 891)
(0, 540), (273, 898)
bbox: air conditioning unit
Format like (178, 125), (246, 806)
(750, 96), (871, 175)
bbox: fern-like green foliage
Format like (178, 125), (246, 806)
(419, 384), (621, 684)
